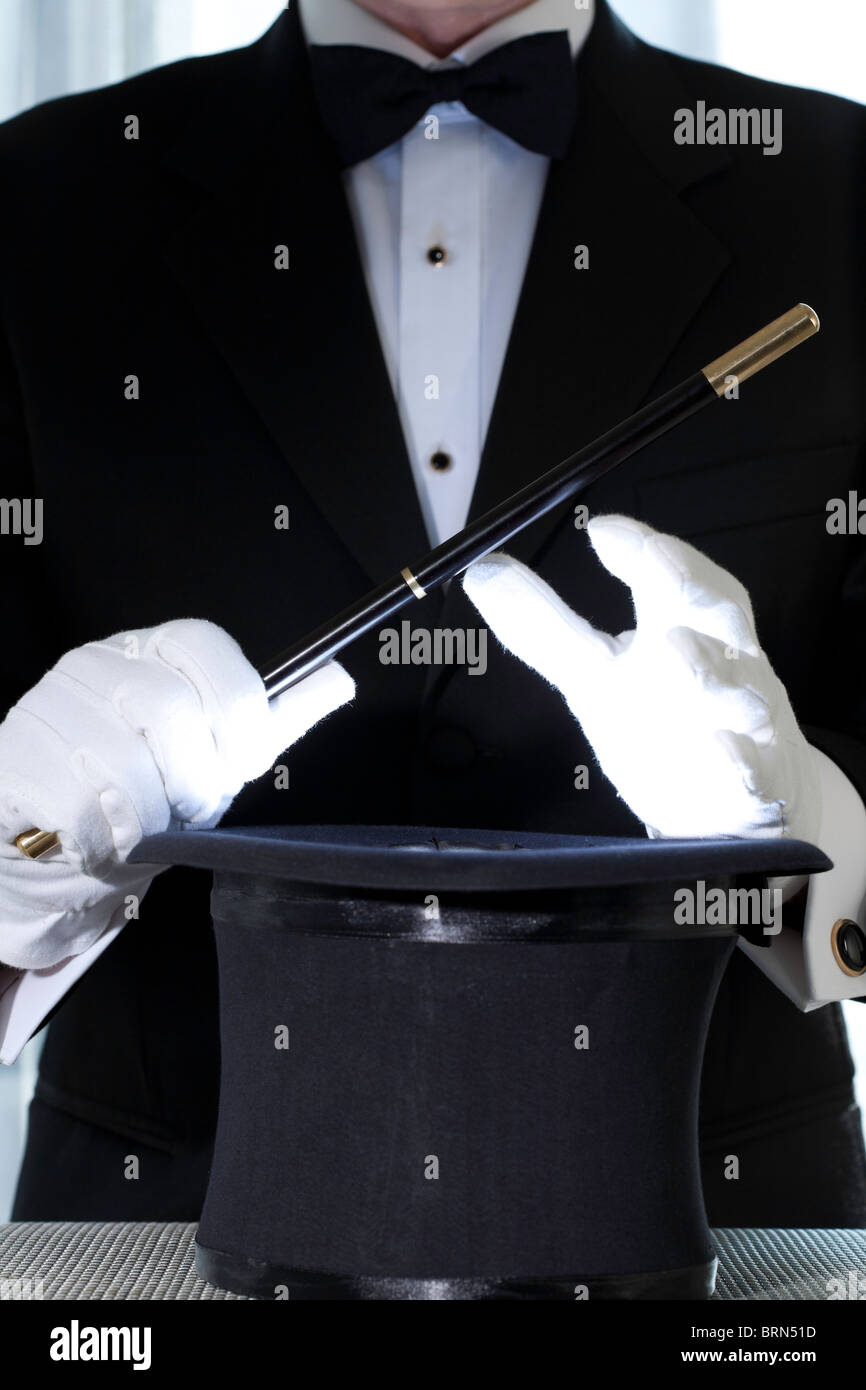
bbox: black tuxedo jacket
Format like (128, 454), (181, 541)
(1, 1), (865, 1222)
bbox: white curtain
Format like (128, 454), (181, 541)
(610, 0), (719, 60)
(1, 0), (150, 122)
(0, 0), (284, 124)
(1, 1), (863, 127)
(614, 0), (865, 105)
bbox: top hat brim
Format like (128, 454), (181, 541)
(129, 825), (831, 893)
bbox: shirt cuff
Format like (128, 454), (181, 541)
(0, 908), (126, 1065)
(739, 746), (866, 1010)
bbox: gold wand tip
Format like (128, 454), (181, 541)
(702, 303), (820, 397)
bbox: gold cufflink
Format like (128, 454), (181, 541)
(13, 828), (62, 860)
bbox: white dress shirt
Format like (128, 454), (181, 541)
(300, 0), (595, 546)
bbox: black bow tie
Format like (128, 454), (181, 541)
(308, 30), (577, 168)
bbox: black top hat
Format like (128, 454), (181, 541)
(133, 827), (828, 1300)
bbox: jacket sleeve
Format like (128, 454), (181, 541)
(0, 307), (65, 715)
(0, 311), (123, 1061)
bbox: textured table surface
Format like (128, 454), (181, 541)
(0, 1223), (864, 1300)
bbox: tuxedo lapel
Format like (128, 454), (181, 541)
(469, 0), (732, 565)
(151, 0), (731, 599)
(153, 2), (429, 587)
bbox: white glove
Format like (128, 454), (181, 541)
(462, 514), (821, 843)
(0, 620), (354, 970)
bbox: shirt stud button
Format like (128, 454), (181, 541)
(430, 450), (453, 472)
(426, 245), (448, 266)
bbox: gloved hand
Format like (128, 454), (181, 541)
(462, 514), (821, 843)
(0, 620), (354, 970)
